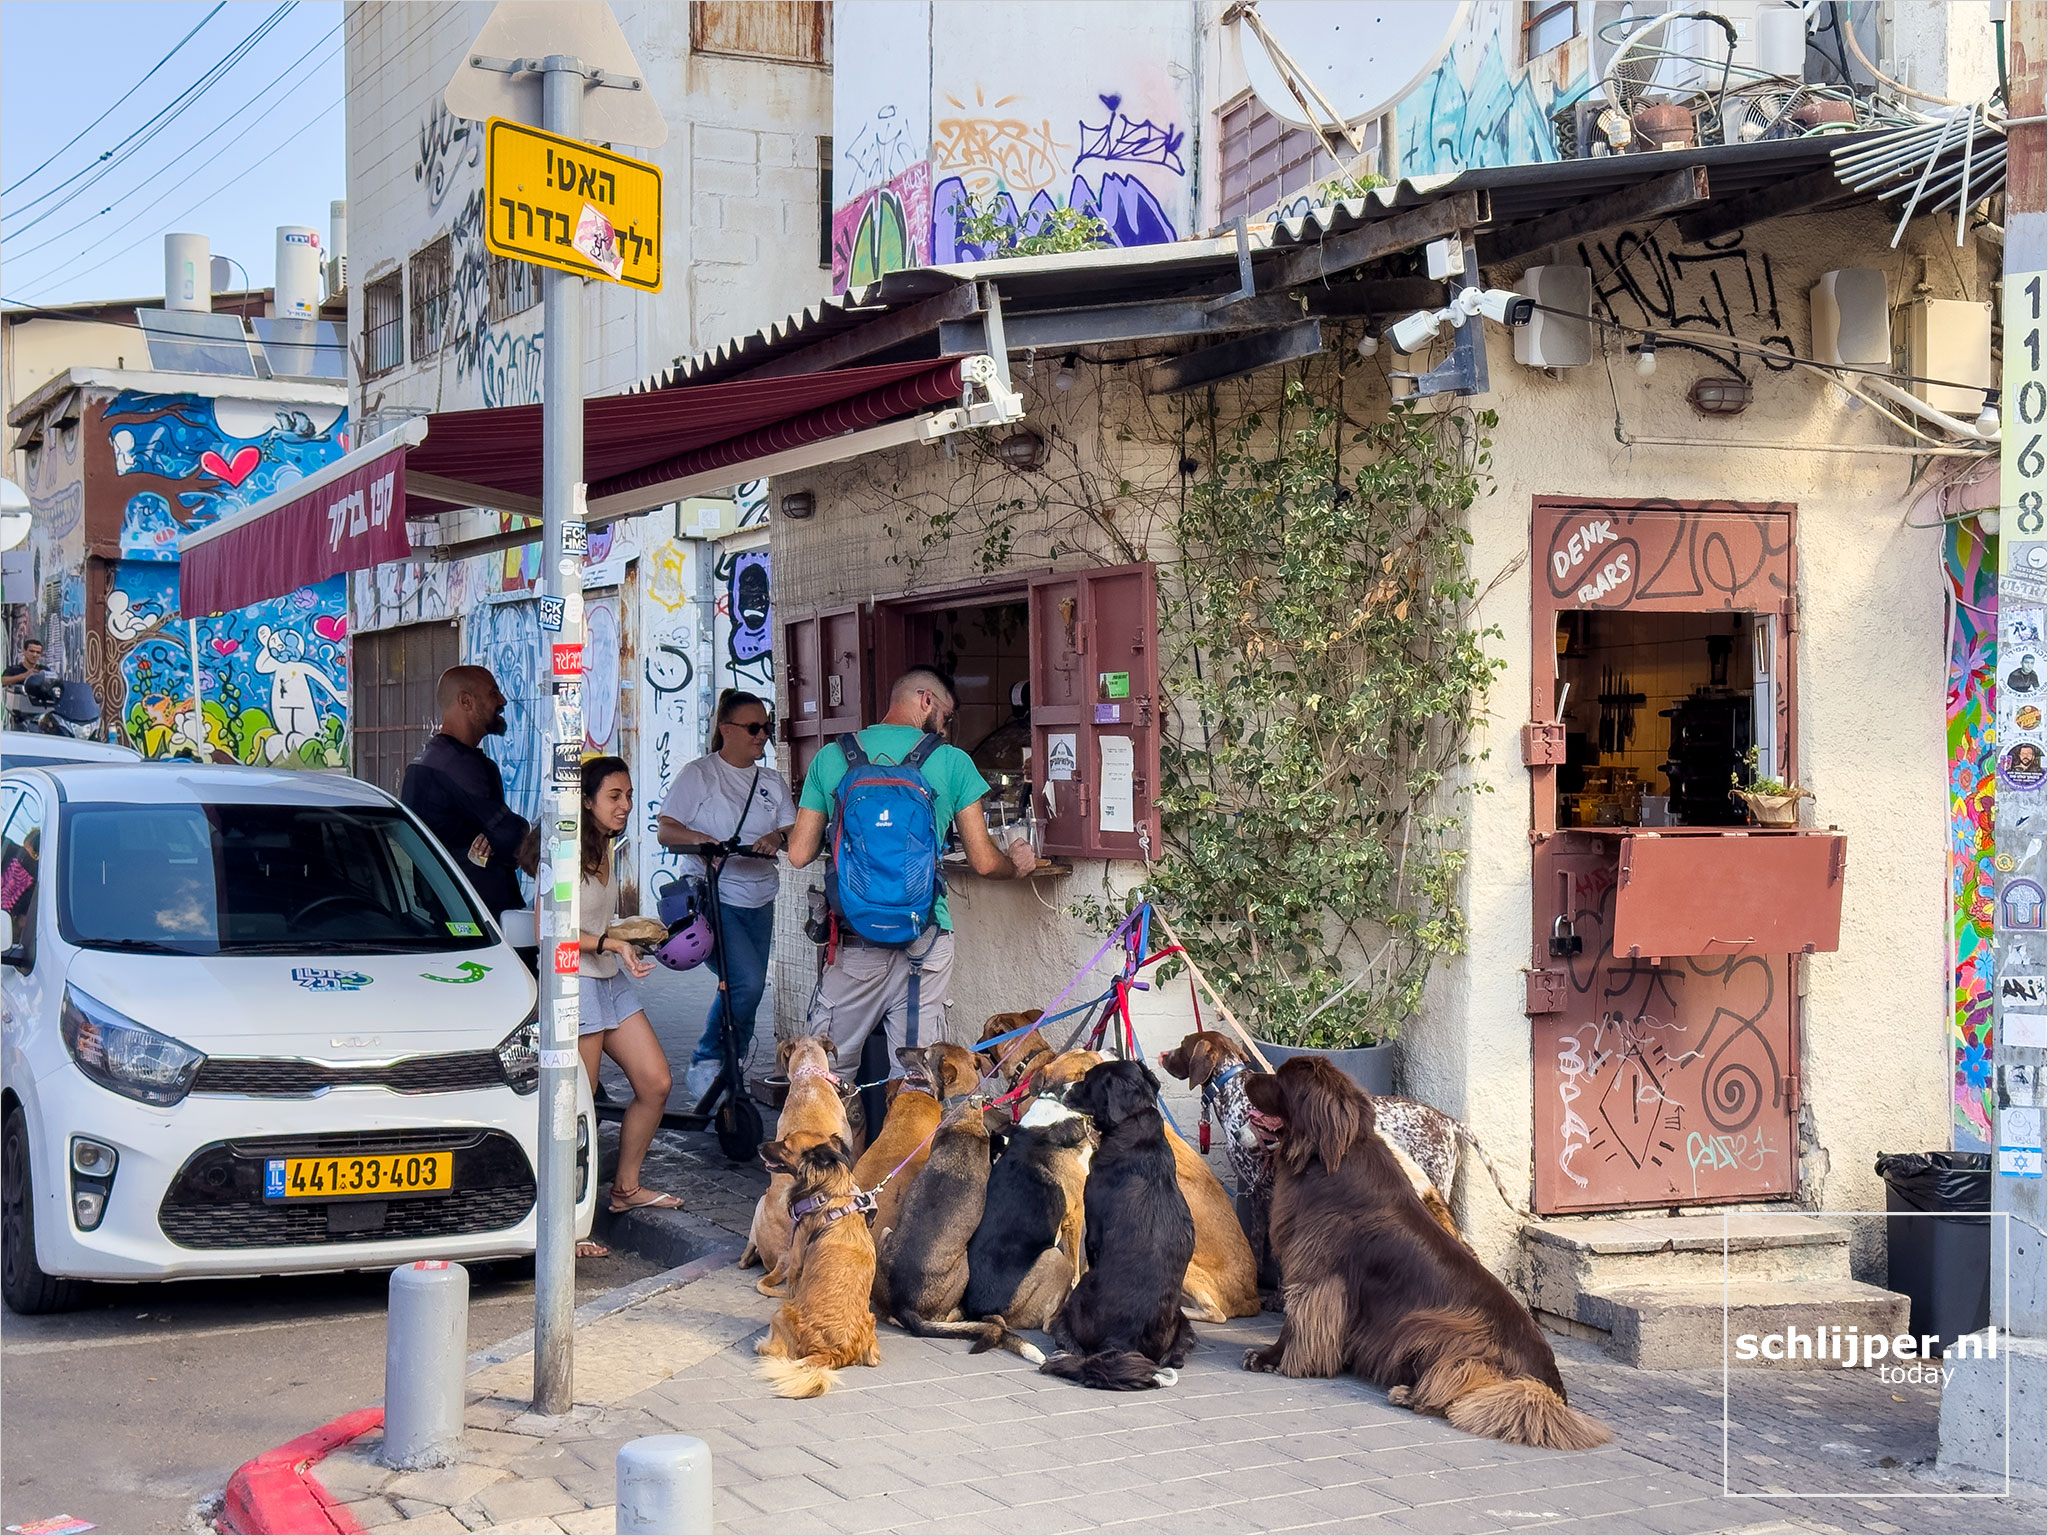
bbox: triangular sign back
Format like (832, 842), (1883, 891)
(445, 1), (669, 148)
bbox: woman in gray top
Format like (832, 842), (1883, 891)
(578, 755), (680, 1226)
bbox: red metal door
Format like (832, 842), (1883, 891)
(1532, 832), (1801, 1212)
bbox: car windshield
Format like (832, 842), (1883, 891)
(57, 801), (495, 956)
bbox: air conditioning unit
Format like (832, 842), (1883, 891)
(1812, 269), (1890, 368)
(1896, 298), (1993, 416)
(1515, 265), (1594, 368)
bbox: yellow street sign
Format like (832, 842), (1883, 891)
(484, 118), (661, 291)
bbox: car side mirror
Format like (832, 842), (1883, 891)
(498, 908), (537, 949)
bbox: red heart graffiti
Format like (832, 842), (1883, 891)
(313, 615), (348, 642)
(201, 446), (261, 488)
(210, 638), (238, 656)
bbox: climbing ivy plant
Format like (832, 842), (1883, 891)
(1143, 383), (1503, 1049)
(949, 192), (1110, 259)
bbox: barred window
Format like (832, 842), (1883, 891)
(362, 270), (404, 377)
(408, 236), (453, 360)
(487, 252), (539, 322)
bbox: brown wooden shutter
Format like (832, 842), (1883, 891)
(783, 604), (871, 790)
(1028, 563), (1160, 860)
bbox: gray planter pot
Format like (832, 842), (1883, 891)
(1253, 1040), (1396, 1097)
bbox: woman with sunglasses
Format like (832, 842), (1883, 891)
(656, 689), (797, 1103)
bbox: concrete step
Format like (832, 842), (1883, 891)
(1554, 1276), (1910, 1369)
(1524, 1211), (1853, 1321)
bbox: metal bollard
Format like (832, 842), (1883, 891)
(615, 1435), (713, 1534)
(381, 1259), (469, 1469)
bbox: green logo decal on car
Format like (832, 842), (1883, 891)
(421, 961), (493, 985)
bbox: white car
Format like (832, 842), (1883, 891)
(1, 732), (143, 771)
(0, 762), (594, 1313)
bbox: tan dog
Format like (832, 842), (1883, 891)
(849, 1042), (986, 1244)
(1019, 1048), (1103, 1115)
(754, 1135), (882, 1398)
(1163, 1126), (1262, 1321)
(741, 1036), (852, 1294)
(978, 1009), (1052, 1088)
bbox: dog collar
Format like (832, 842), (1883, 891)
(788, 1065), (840, 1085)
(1204, 1062), (1248, 1100)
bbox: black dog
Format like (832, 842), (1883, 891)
(1041, 1060), (1195, 1390)
(964, 1109), (1093, 1333)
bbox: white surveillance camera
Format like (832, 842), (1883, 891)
(1476, 288), (1536, 326)
(1389, 309), (1444, 354)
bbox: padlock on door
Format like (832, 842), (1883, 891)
(1549, 914), (1583, 958)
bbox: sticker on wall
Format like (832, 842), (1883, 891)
(1047, 733), (1077, 781)
(2003, 570), (2048, 604)
(1098, 735), (1135, 833)
(1997, 1106), (2045, 1178)
(2002, 974), (2046, 1005)
(562, 520), (589, 556)
(2013, 542), (2048, 572)
(552, 741), (582, 784)
(291, 968), (373, 992)
(2003, 742), (2047, 791)
(2007, 936), (2045, 973)
(2003, 879), (2046, 930)
(2006, 1010), (2048, 1049)
(1099, 671), (1131, 700)
(2008, 652), (2043, 695)
(553, 941), (579, 975)
(2002, 1063), (2045, 1109)
(2019, 705), (2044, 732)
(552, 643), (582, 679)
(538, 596), (565, 632)
(1094, 703), (1120, 724)
(2009, 612), (2045, 646)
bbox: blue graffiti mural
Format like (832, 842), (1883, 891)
(1074, 94), (1185, 172)
(931, 172), (1174, 263)
(1394, 33), (1581, 178)
(464, 597), (545, 828)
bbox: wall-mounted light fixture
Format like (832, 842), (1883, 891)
(994, 430), (1047, 470)
(1687, 376), (1752, 416)
(1635, 337), (1658, 377)
(1054, 354), (1078, 392)
(779, 490), (816, 520)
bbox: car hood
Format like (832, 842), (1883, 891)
(62, 946), (538, 1056)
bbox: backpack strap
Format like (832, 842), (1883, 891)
(838, 731), (868, 769)
(903, 731), (943, 769)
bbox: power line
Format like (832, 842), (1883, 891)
(7, 21), (343, 271)
(0, 2), (227, 199)
(3, 2), (297, 238)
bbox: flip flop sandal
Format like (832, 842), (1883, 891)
(609, 1185), (684, 1213)
(576, 1239), (610, 1258)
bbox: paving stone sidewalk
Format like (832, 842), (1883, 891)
(307, 1257), (2045, 1536)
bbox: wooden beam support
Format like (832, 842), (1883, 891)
(1145, 319), (1323, 395)
(1263, 192), (1485, 291)
(1675, 166), (1848, 245)
(731, 282), (981, 381)
(1476, 165), (1710, 267)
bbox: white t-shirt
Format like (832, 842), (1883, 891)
(657, 752), (797, 909)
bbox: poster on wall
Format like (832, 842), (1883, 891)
(1098, 735), (1134, 832)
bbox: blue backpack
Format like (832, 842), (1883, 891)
(825, 731), (944, 947)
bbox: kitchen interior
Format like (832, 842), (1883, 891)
(1554, 609), (1775, 828)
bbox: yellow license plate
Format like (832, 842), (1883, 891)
(265, 1151), (454, 1200)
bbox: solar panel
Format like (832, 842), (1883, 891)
(136, 309), (259, 377)
(250, 317), (346, 381)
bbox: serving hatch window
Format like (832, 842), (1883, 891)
(58, 802), (493, 956)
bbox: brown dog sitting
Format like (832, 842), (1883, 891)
(978, 1009), (1052, 1088)
(1243, 1058), (1611, 1451)
(741, 1036), (851, 1294)
(850, 1042), (986, 1245)
(754, 1135), (881, 1398)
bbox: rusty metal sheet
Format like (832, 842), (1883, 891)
(1533, 833), (1799, 1213)
(1614, 830), (1847, 959)
(1539, 500), (1792, 613)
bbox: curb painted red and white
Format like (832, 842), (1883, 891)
(218, 1407), (382, 1535)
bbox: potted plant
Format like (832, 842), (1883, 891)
(1730, 747), (1810, 827)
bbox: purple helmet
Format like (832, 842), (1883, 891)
(655, 913), (714, 971)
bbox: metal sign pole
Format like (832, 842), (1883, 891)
(533, 50), (588, 1417)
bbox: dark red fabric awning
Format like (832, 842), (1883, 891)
(178, 357), (971, 613)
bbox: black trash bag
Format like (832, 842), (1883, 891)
(1875, 1151), (1991, 1352)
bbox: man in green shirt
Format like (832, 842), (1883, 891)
(786, 668), (1036, 1095)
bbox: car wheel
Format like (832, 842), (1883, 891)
(716, 1093), (763, 1164)
(2, 1106), (80, 1315)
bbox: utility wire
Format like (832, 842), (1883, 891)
(0, 2), (226, 198)
(3, 2), (296, 238)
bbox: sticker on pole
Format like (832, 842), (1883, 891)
(539, 596), (565, 632)
(562, 520), (589, 556)
(554, 941), (580, 976)
(552, 742), (582, 785)
(553, 643), (583, 679)
(485, 118), (661, 291)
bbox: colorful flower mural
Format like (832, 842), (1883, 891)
(1947, 519), (1997, 1150)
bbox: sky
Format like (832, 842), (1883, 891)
(0, 0), (347, 311)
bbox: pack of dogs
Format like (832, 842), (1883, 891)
(738, 1017), (1611, 1452)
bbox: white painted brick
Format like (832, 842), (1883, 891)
(756, 131), (800, 167)
(692, 157), (759, 198)
(693, 228), (759, 265)
(761, 165), (819, 208)
(693, 124), (759, 164)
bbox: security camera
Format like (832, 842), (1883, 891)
(1389, 309), (1445, 354)
(1475, 288), (1535, 326)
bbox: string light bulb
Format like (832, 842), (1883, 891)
(1356, 332), (1379, 358)
(1977, 393), (2001, 437)
(1635, 338), (1658, 378)
(1054, 354), (1078, 392)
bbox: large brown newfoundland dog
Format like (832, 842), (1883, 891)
(1245, 1057), (1610, 1451)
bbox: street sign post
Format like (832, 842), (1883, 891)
(447, 0), (662, 1419)
(485, 119), (662, 291)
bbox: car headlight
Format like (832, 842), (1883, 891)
(496, 1018), (540, 1095)
(60, 986), (206, 1106)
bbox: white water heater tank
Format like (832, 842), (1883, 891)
(275, 225), (323, 319)
(328, 200), (348, 298)
(165, 232), (210, 312)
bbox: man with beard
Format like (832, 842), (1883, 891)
(787, 669), (1035, 1131)
(403, 665), (540, 925)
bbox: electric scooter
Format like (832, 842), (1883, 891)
(603, 836), (769, 1163)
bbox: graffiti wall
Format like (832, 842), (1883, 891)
(1949, 519), (1998, 1151)
(1392, 1), (1588, 178)
(81, 389), (351, 763)
(830, 0), (1194, 287)
(20, 415), (85, 675)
